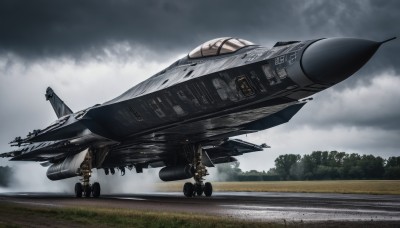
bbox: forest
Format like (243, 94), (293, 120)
(217, 151), (400, 181)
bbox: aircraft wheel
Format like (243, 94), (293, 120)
(84, 185), (92, 198)
(183, 182), (194, 197)
(194, 183), (204, 196)
(92, 182), (101, 198)
(74, 183), (83, 198)
(204, 182), (212, 197)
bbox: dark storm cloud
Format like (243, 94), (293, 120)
(1, 0), (399, 69)
(300, 0), (400, 77)
(0, 0), (298, 60)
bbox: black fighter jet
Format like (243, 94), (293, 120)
(1, 36), (395, 197)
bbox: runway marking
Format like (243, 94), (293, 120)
(111, 197), (146, 201)
(219, 205), (400, 221)
(219, 204), (400, 215)
(8, 200), (59, 207)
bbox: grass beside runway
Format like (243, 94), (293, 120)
(156, 180), (400, 195)
(0, 202), (286, 228)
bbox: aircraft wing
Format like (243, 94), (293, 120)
(100, 138), (268, 168)
(93, 101), (305, 169)
(0, 140), (88, 162)
(1, 100), (305, 167)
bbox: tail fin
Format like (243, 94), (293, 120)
(45, 87), (73, 118)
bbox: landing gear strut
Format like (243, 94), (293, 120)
(182, 144), (213, 197)
(74, 149), (101, 198)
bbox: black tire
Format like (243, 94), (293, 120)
(75, 183), (82, 198)
(194, 183), (204, 196)
(84, 185), (92, 198)
(92, 182), (101, 198)
(204, 182), (212, 197)
(183, 182), (194, 197)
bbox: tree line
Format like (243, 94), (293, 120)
(1, 151), (400, 184)
(217, 151), (400, 181)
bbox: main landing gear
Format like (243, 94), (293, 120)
(74, 151), (101, 198)
(183, 181), (213, 197)
(74, 182), (101, 198)
(182, 144), (213, 197)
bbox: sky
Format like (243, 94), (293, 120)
(0, 0), (399, 186)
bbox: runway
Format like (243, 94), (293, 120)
(1, 192), (400, 223)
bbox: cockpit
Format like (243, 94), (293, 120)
(188, 37), (254, 59)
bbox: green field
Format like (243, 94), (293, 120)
(156, 180), (400, 195)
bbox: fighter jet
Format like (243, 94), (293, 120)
(1, 36), (395, 198)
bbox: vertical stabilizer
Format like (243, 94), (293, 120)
(45, 87), (73, 118)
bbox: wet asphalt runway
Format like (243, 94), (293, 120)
(1, 192), (400, 223)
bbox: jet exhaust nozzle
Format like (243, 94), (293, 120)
(301, 38), (382, 85)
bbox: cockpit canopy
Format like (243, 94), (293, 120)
(188, 37), (254, 59)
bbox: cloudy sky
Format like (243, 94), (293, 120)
(0, 0), (399, 178)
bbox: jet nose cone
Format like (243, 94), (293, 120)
(301, 38), (381, 85)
